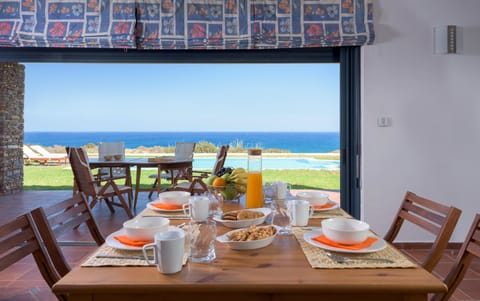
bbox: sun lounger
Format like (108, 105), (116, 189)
(23, 145), (67, 165)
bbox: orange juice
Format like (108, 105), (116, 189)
(246, 172), (264, 208)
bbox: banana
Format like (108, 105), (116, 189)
(231, 167), (246, 176)
(234, 183), (247, 193)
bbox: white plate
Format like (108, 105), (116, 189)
(106, 226), (183, 250)
(312, 200), (339, 212)
(216, 225), (279, 250)
(213, 208), (271, 228)
(147, 201), (185, 213)
(303, 229), (387, 254)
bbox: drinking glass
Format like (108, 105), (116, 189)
(207, 189), (224, 218)
(187, 219), (216, 263)
(271, 201), (292, 235)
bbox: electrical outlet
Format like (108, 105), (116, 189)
(377, 116), (392, 127)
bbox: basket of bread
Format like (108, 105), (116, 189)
(216, 224), (279, 250)
(213, 208), (271, 228)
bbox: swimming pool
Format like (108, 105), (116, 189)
(192, 157), (339, 170)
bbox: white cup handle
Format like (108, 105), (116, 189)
(308, 205), (314, 217)
(142, 243), (157, 265)
(182, 203), (190, 216)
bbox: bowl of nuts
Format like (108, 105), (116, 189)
(216, 225), (279, 250)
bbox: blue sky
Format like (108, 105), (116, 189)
(23, 63), (339, 132)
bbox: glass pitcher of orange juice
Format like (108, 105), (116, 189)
(246, 149), (264, 208)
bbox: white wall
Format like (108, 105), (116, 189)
(362, 0), (480, 242)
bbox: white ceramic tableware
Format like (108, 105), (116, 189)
(183, 195), (210, 221)
(157, 191), (190, 206)
(187, 219), (216, 262)
(303, 230), (387, 254)
(213, 207), (271, 228)
(142, 230), (186, 274)
(321, 218), (370, 245)
(216, 225), (279, 250)
(286, 199), (313, 227)
(296, 191), (329, 206)
(123, 217), (169, 241)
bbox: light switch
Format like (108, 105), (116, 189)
(377, 116), (392, 127)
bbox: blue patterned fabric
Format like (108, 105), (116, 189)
(0, 0), (136, 48)
(0, 0), (374, 49)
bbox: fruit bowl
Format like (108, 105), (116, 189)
(208, 184), (244, 201)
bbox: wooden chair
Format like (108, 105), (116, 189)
(148, 141), (196, 198)
(384, 191), (462, 272)
(0, 212), (65, 300)
(430, 213), (480, 301)
(96, 141), (129, 183)
(170, 144), (229, 195)
(30, 193), (105, 277)
(66, 146), (133, 218)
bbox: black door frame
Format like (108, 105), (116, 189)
(0, 46), (361, 218)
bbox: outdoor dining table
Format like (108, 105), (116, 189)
(89, 157), (192, 204)
(53, 200), (446, 301)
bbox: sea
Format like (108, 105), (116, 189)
(24, 132), (340, 154)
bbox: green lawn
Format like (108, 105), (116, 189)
(23, 166), (340, 191)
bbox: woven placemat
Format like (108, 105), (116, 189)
(292, 228), (417, 269)
(140, 208), (190, 219)
(310, 207), (351, 219)
(82, 244), (189, 267)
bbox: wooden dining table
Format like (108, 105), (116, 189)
(53, 200), (446, 301)
(89, 157), (192, 205)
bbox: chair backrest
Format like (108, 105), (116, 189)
(30, 145), (52, 157)
(175, 142), (195, 161)
(211, 145), (229, 175)
(23, 145), (42, 158)
(98, 142), (126, 178)
(66, 147), (97, 197)
(30, 193), (105, 277)
(431, 213), (480, 301)
(0, 212), (61, 292)
(98, 141), (125, 160)
(384, 191), (462, 272)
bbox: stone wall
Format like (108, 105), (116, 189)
(0, 63), (24, 195)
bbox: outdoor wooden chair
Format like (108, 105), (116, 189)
(66, 146), (133, 218)
(148, 141), (196, 198)
(30, 193), (105, 277)
(431, 213), (480, 301)
(170, 144), (229, 195)
(0, 212), (65, 301)
(96, 141), (129, 183)
(384, 191), (462, 272)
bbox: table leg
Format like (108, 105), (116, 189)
(134, 165), (142, 210)
(156, 165), (162, 198)
(125, 166), (133, 208)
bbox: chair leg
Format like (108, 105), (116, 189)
(148, 178), (158, 199)
(117, 193), (133, 218)
(103, 198), (116, 214)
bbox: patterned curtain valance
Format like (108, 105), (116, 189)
(0, 0), (137, 48)
(0, 0), (374, 49)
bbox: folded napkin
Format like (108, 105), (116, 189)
(114, 235), (154, 247)
(312, 234), (378, 250)
(151, 203), (183, 210)
(313, 203), (336, 210)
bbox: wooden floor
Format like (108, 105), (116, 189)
(0, 190), (479, 301)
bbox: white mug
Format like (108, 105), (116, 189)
(273, 181), (291, 199)
(142, 230), (185, 274)
(287, 199), (313, 227)
(183, 196), (209, 221)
